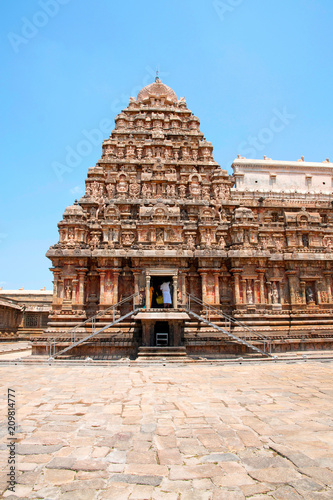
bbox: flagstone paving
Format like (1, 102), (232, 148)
(0, 361), (333, 499)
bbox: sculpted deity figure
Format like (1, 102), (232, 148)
(156, 229), (164, 244)
(190, 181), (201, 197)
(106, 184), (115, 199)
(271, 284), (279, 304)
(65, 286), (71, 300)
(306, 286), (313, 302)
(89, 234), (100, 249)
(205, 231), (212, 247)
(117, 175), (128, 194)
(129, 182), (140, 197)
(246, 286), (253, 305)
(166, 185), (176, 197)
(142, 184), (151, 198)
(202, 187), (210, 201)
(179, 185), (186, 198)
(187, 234), (195, 249)
(218, 236), (226, 249)
(220, 185), (229, 199)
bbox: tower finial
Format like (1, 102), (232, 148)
(155, 65), (160, 82)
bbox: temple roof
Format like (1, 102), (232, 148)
(137, 77), (178, 103)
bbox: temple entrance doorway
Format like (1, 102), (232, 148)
(150, 275), (173, 308)
(154, 321), (169, 346)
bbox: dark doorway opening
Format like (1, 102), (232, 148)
(150, 276), (173, 308)
(154, 321), (169, 346)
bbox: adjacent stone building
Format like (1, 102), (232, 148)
(36, 77), (333, 357)
(0, 289), (52, 339)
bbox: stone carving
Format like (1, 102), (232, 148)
(129, 182), (140, 197)
(44, 76), (333, 356)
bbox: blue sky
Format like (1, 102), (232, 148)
(1, 0), (332, 290)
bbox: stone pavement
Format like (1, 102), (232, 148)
(1, 361), (333, 499)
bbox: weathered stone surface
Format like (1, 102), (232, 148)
(1, 362), (333, 499)
(299, 467), (333, 486)
(249, 467), (302, 483)
(169, 465), (222, 480)
(200, 453), (240, 463)
(271, 485), (303, 499)
(109, 473), (163, 486)
(17, 444), (63, 455)
(41, 468), (75, 485)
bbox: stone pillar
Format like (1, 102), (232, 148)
(58, 279), (64, 301)
(78, 270), (86, 306)
(173, 275), (178, 309)
(257, 270), (266, 304)
(278, 281), (284, 305)
(99, 271), (106, 305)
(214, 272), (220, 305)
(180, 271), (187, 305)
(200, 272), (207, 303)
(300, 281), (306, 305)
(241, 278), (247, 304)
(72, 279), (78, 304)
(133, 270), (141, 306)
(254, 279), (260, 304)
(113, 271), (120, 305)
(324, 272), (332, 303)
(232, 271), (241, 305)
(266, 282), (272, 305)
(51, 269), (61, 305)
(145, 273), (151, 309)
(286, 271), (297, 305)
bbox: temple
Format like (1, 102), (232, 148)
(32, 77), (333, 358)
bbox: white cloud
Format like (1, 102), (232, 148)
(70, 186), (83, 195)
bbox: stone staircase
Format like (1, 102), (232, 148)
(137, 346), (187, 360)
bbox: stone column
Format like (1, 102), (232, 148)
(113, 271), (120, 305)
(241, 278), (247, 304)
(72, 279), (78, 304)
(257, 270), (266, 304)
(200, 272), (207, 303)
(58, 279), (64, 301)
(133, 270), (141, 306)
(266, 282), (272, 305)
(51, 269), (61, 304)
(278, 281), (284, 305)
(324, 272), (332, 303)
(214, 272), (220, 305)
(254, 279), (260, 304)
(180, 271), (187, 305)
(99, 271), (106, 305)
(172, 274), (178, 309)
(145, 273), (151, 309)
(286, 271), (297, 305)
(232, 271), (241, 305)
(300, 281), (306, 305)
(78, 270), (86, 306)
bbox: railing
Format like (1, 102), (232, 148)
(48, 292), (139, 358)
(185, 293), (272, 356)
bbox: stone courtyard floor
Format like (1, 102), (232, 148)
(1, 361), (333, 499)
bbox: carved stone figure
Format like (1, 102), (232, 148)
(129, 182), (140, 197)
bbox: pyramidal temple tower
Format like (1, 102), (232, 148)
(37, 77), (333, 358)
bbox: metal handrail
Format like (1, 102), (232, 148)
(185, 292), (272, 356)
(48, 292), (139, 357)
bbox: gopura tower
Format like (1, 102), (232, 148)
(44, 77), (232, 356)
(42, 77), (333, 358)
